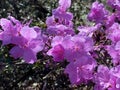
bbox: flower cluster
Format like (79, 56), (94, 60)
(47, 35), (96, 84)
(1, 0), (120, 89)
(47, 0), (96, 85)
(88, 0), (120, 89)
(46, 0), (74, 36)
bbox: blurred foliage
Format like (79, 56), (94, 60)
(0, 0), (106, 89)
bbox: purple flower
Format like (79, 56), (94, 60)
(94, 65), (111, 90)
(46, 0), (73, 37)
(63, 35), (94, 62)
(94, 65), (120, 90)
(0, 16), (45, 64)
(9, 26), (44, 64)
(107, 0), (120, 10)
(88, 1), (109, 24)
(115, 11), (120, 21)
(104, 14), (115, 28)
(109, 65), (120, 90)
(65, 55), (96, 84)
(46, 16), (56, 26)
(107, 23), (120, 43)
(106, 44), (120, 65)
(106, 21), (120, 65)
(47, 34), (94, 63)
(0, 17), (21, 45)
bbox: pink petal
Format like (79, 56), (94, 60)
(20, 26), (37, 40)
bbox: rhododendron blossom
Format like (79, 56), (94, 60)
(107, 0), (120, 10)
(0, 17), (45, 64)
(88, 1), (109, 24)
(94, 65), (120, 90)
(65, 55), (96, 84)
